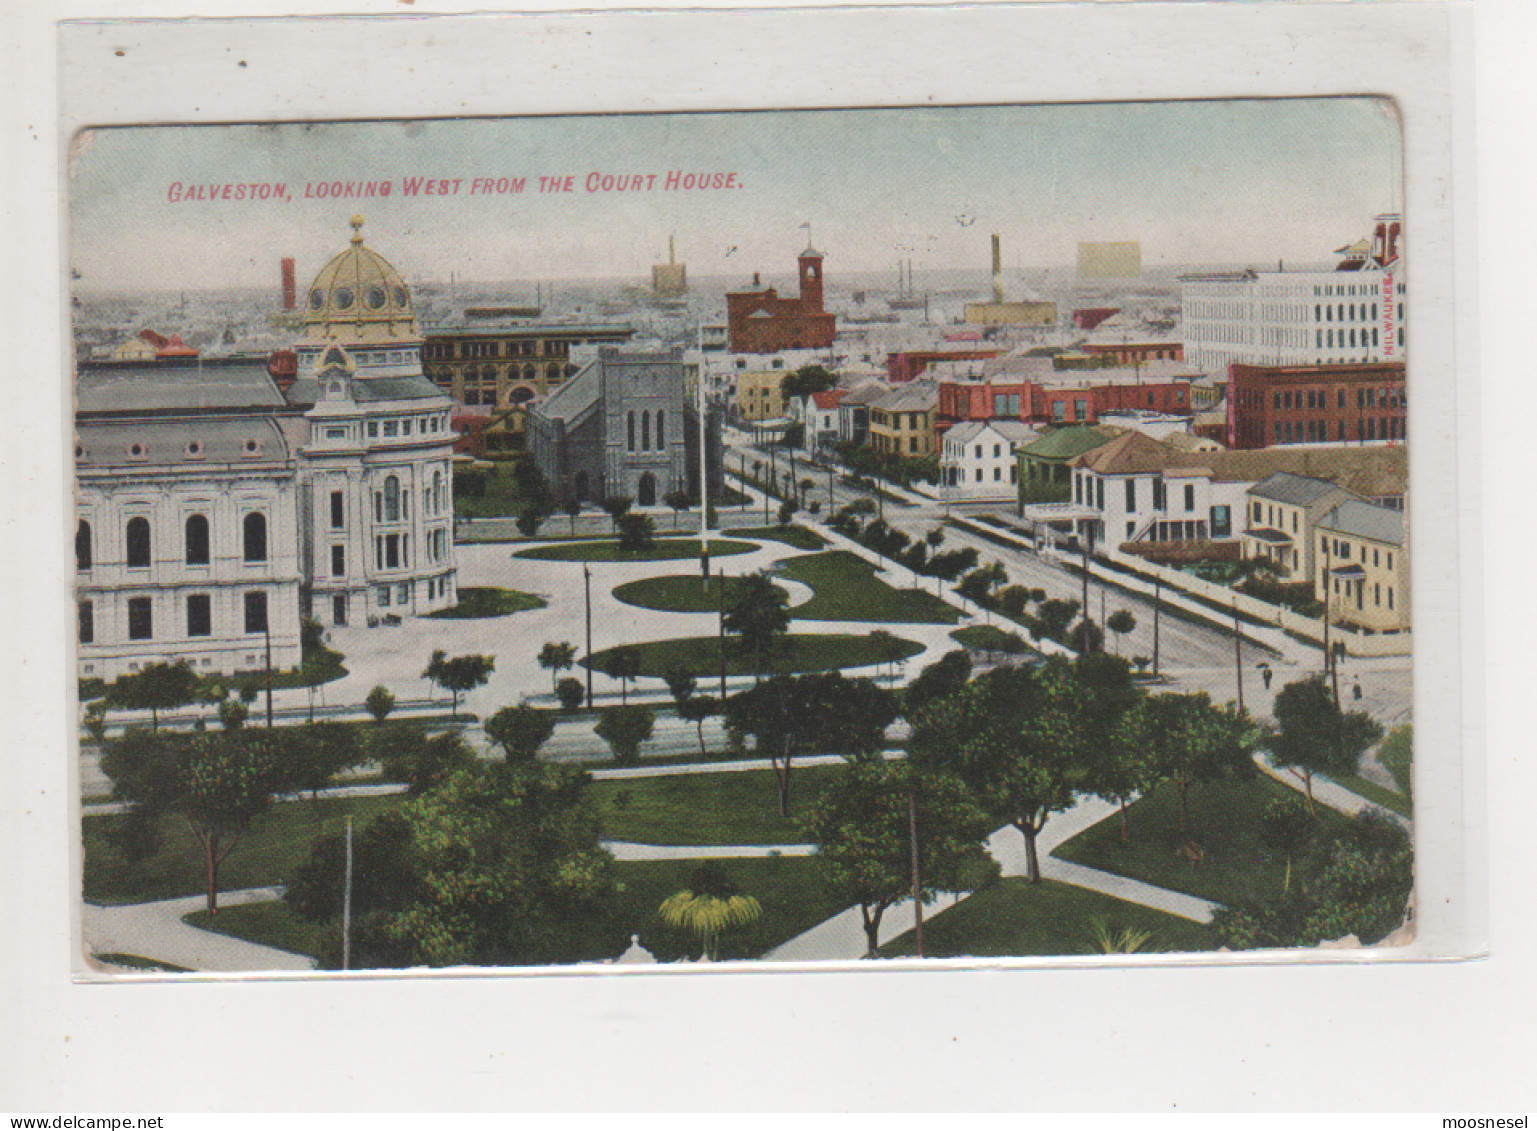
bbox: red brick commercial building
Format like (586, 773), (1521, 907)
(888, 348), (1000, 384)
(726, 247), (837, 353)
(1227, 361), (1406, 450)
(936, 376), (1193, 436)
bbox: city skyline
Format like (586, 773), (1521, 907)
(68, 99), (1402, 293)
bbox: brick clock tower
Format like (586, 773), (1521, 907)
(798, 247), (825, 311)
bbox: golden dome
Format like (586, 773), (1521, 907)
(301, 216), (418, 338)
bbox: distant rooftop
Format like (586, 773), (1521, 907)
(76, 360), (285, 414)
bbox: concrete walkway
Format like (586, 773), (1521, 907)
(1254, 751), (1413, 831)
(82, 887), (315, 973)
(603, 841), (815, 861)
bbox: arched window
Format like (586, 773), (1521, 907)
(126, 517), (151, 568)
(75, 520), (91, 571)
(383, 476), (400, 522)
(185, 514), (210, 566)
(655, 410), (665, 449)
(434, 470), (444, 514)
(641, 411), (651, 451)
(627, 412), (636, 453)
(243, 512), (268, 563)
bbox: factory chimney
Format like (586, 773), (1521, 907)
(991, 234), (1003, 304)
(280, 258), (296, 311)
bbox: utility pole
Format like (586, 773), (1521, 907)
(263, 621), (274, 727)
(718, 572), (729, 700)
(1233, 598), (1245, 714)
(583, 563), (594, 709)
(1322, 534), (1339, 707)
(1079, 524), (1093, 649)
(342, 815), (353, 971)
(1152, 572), (1162, 677)
(828, 465), (835, 516)
(908, 783), (924, 959)
(699, 363), (711, 591)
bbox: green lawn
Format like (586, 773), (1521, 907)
(1379, 724), (1413, 800)
(1052, 775), (1353, 907)
(951, 624), (1035, 655)
(775, 551), (962, 624)
(1330, 771), (1412, 818)
(612, 575), (787, 615)
(587, 632), (924, 680)
(591, 765), (841, 845)
(514, 538), (758, 563)
(223, 645), (348, 693)
(880, 878), (1220, 958)
(175, 856), (844, 965)
(83, 793), (407, 906)
(91, 952), (193, 973)
(184, 901), (331, 961)
(423, 587), (548, 619)
(724, 525), (828, 551)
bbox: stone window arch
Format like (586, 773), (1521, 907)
(185, 514), (210, 566)
(126, 517), (151, 568)
(243, 512), (268, 564)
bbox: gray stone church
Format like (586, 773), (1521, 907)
(525, 346), (722, 506)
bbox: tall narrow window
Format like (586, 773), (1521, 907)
(244, 591), (268, 634)
(1184, 484), (1196, 512)
(76, 520), (92, 571)
(128, 597), (152, 640)
(243, 512), (268, 563)
(126, 517), (151, 568)
(383, 476), (400, 522)
(186, 594), (212, 637)
(433, 470), (444, 514)
(331, 545), (346, 576)
(330, 491), (345, 529)
(185, 514), (210, 565)
(655, 410), (665, 449)
(627, 412), (636, 452)
(78, 601), (93, 644)
(641, 411), (651, 452)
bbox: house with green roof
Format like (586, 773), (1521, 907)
(1015, 425), (1121, 506)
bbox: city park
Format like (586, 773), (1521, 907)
(79, 451), (1413, 972)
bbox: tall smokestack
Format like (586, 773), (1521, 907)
(991, 235), (1003, 304)
(281, 257), (296, 311)
(669, 234), (676, 265)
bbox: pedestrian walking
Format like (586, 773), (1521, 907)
(1259, 663), (1272, 690)
(1352, 677), (1362, 701)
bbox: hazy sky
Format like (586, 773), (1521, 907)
(68, 99), (1402, 291)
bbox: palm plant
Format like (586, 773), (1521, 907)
(1085, 916), (1163, 955)
(658, 864), (764, 961)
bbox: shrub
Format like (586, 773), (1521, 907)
(595, 705), (655, 765)
(365, 685), (396, 724)
(555, 677), (586, 712)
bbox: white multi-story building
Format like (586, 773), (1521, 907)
(940, 420), (1037, 500)
(1179, 214), (1406, 374)
(73, 216), (459, 681)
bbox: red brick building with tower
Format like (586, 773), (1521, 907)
(726, 246), (837, 353)
(1226, 361), (1406, 449)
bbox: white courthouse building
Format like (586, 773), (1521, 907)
(74, 216), (459, 681)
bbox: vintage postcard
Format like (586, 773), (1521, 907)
(71, 101), (1420, 975)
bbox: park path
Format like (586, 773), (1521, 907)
(81, 887), (315, 974)
(765, 792), (1220, 962)
(1253, 751), (1412, 831)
